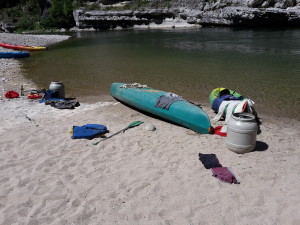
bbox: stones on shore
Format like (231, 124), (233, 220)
(0, 33), (70, 47)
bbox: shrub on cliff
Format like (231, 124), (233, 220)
(40, 0), (75, 29)
(0, 0), (21, 8)
(0, 0), (76, 31)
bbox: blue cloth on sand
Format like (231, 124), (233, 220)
(39, 98), (65, 103)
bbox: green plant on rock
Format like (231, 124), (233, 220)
(16, 16), (37, 31)
(85, 3), (102, 10)
(0, 0), (21, 9)
(0, 6), (22, 21)
(48, 0), (75, 28)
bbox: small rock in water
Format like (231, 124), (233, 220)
(145, 124), (156, 131)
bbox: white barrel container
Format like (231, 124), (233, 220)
(226, 112), (258, 154)
(49, 81), (65, 98)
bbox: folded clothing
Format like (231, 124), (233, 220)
(45, 100), (80, 109)
(198, 153), (222, 169)
(211, 167), (239, 184)
(199, 152), (239, 184)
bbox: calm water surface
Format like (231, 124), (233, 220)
(22, 28), (300, 120)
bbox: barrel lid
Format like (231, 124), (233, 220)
(232, 113), (255, 121)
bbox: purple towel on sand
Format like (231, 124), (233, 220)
(211, 167), (239, 184)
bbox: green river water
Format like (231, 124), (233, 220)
(22, 27), (300, 120)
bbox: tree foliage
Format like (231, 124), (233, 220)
(40, 0), (75, 29)
(0, 0), (21, 8)
(0, 0), (163, 31)
(0, 0), (76, 31)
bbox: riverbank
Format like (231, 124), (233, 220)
(0, 33), (70, 99)
(0, 33), (300, 225)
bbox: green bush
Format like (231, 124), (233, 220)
(47, 0), (75, 28)
(16, 17), (36, 31)
(84, 3), (102, 10)
(1, 0), (77, 31)
(0, 0), (21, 8)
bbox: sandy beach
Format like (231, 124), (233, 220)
(1, 33), (300, 225)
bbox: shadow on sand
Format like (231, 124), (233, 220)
(254, 141), (269, 152)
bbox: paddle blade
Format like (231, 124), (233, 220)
(128, 121), (144, 128)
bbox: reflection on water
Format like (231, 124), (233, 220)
(23, 28), (300, 120)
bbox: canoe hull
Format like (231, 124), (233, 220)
(0, 52), (30, 58)
(0, 43), (46, 51)
(110, 83), (211, 134)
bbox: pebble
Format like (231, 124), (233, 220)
(145, 124), (156, 131)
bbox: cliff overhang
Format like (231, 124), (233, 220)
(73, 6), (300, 30)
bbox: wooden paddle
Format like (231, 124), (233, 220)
(92, 121), (144, 145)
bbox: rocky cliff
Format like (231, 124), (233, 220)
(1, 0), (300, 32)
(73, 0), (300, 29)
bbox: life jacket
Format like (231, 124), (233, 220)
(71, 124), (108, 139)
(212, 94), (243, 113)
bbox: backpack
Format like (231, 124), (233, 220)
(212, 94), (243, 112)
(43, 89), (59, 100)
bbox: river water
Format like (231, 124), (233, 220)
(22, 27), (300, 120)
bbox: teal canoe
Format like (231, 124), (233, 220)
(110, 83), (212, 134)
(0, 52), (30, 58)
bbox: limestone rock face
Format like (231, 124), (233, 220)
(73, 0), (300, 29)
(2, 0), (300, 32)
(100, 0), (124, 5)
(0, 21), (16, 33)
(199, 6), (300, 26)
(73, 8), (177, 29)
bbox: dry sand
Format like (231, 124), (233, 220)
(0, 33), (300, 225)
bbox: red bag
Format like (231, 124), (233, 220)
(214, 126), (227, 137)
(5, 91), (19, 99)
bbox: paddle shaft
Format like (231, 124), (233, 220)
(92, 121), (143, 145)
(92, 127), (128, 145)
